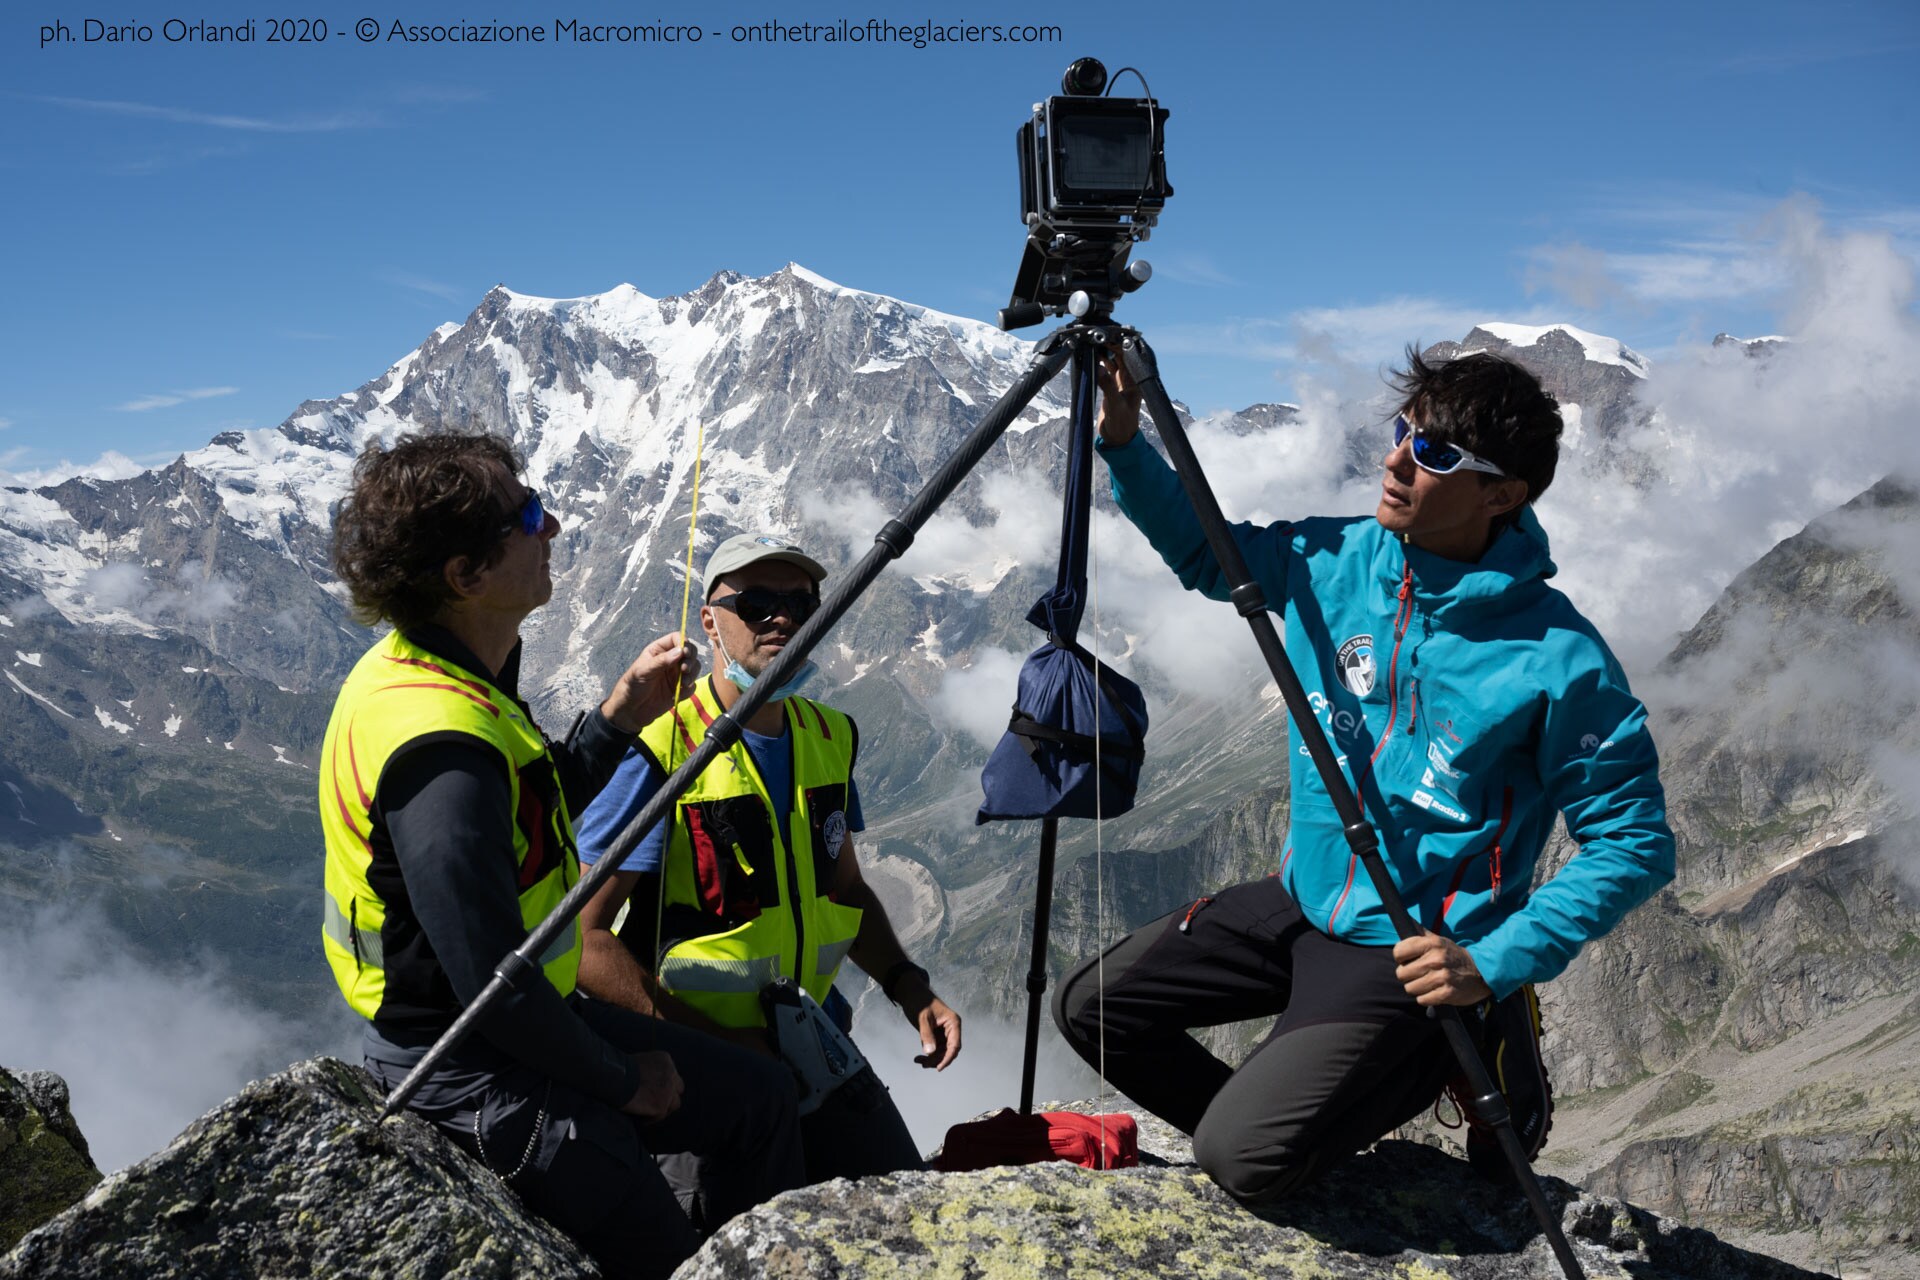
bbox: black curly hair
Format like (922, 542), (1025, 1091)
(1388, 347), (1562, 509)
(330, 432), (524, 633)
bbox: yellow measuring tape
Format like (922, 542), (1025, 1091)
(651, 419), (705, 1016)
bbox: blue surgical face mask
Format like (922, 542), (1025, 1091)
(714, 630), (818, 703)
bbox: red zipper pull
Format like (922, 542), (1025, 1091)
(1178, 896), (1214, 934)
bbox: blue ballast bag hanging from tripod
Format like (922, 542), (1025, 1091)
(977, 351), (1147, 824)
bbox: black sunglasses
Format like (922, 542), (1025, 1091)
(709, 587), (819, 627)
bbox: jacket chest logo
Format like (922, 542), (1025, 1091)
(1336, 635), (1375, 696)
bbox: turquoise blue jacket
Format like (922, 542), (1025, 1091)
(1102, 435), (1675, 996)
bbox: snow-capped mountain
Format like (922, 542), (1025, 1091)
(0, 271), (1711, 884)
(3, 269), (1686, 1001)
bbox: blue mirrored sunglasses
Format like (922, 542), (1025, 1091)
(1392, 414), (1509, 478)
(501, 490), (546, 537)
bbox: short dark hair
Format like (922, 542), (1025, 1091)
(330, 432), (524, 632)
(1387, 347), (1562, 507)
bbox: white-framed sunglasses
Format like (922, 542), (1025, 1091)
(1392, 414), (1510, 478)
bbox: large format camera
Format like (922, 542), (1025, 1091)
(1000, 57), (1172, 331)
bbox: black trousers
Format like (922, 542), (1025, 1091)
(1052, 875), (1456, 1208)
(367, 998), (805, 1280)
(659, 1042), (924, 1219)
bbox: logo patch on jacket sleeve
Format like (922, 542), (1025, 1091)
(1336, 635), (1376, 696)
(821, 810), (848, 857)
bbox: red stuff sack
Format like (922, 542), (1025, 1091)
(933, 1108), (1139, 1172)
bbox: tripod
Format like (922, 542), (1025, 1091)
(378, 313), (1586, 1280)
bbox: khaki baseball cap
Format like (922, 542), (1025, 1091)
(702, 533), (828, 599)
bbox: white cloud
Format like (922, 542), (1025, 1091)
(0, 901), (350, 1172)
(35, 95), (376, 133)
(854, 1002), (1102, 1155)
(83, 559), (244, 624)
(0, 417), (14, 431)
(385, 272), (467, 303)
(1152, 252), (1238, 288)
(0, 450), (159, 488)
(115, 386), (238, 413)
(1289, 297), (1496, 362)
(908, 199), (1917, 701)
(1537, 202), (1920, 664)
(929, 648), (1030, 750)
(1153, 296), (1498, 372)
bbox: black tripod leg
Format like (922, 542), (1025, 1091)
(1118, 335), (1587, 1280)
(1019, 818), (1060, 1115)
(379, 336), (1076, 1121)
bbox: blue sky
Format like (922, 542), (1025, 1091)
(2, 0), (1916, 478)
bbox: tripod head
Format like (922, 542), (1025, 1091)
(1000, 57), (1172, 332)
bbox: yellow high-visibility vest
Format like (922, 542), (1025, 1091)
(634, 679), (863, 1029)
(319, 630), (581, 1021)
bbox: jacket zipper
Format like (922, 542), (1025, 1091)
(1333, 563), (1416, 932)
(1490, 786), (1513, 900)
(1439, 785), (1515, 923)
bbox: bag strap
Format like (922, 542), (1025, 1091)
(1005, 712), (1147, 763)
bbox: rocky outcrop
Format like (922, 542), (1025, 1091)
(1581, 1067), (1920, 1276)
(3, 1058), (1829, 1280)
(680, 1137), (1825, 1279)
(0, 1057), (591, 1279)
(0, 1067), (100, 1251)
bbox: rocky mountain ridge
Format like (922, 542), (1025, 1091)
(0, 1057), (1828, 1280)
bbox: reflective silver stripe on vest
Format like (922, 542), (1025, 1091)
(813, 938), (855, 981)
(324, 897), (384, 968)
(538, 919), (579, 969)
(658, 954), (782, 994)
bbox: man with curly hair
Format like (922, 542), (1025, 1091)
(1054, 348), (1675, 1205)
(320, 432), (803, 1279)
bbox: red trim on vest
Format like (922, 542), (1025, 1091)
(344, 723), (372, 808)
(331, 783), (369, 851)
(384, 681), (500, 717)
(381, 655), (495, 696)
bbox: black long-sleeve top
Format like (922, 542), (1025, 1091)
(360, 625), (642, 1109)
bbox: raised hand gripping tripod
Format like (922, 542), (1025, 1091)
(379, 313), (1585, 1280)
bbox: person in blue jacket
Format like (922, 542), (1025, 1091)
(1053, 345), (1675, 1206)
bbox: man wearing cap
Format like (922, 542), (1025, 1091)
(575, 533), (961, 1188)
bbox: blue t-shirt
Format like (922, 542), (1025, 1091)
(575, 725), (863, 875)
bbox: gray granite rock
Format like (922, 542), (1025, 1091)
(674, 1137), (1827, 1279)
(0, 1066), (101, 1252)
(0, 1057), (592, 1279)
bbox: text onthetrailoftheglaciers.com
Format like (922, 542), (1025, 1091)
(38, 16), (1065, 49)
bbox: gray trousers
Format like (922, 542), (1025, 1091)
(1052, 875), (1457, 1207)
